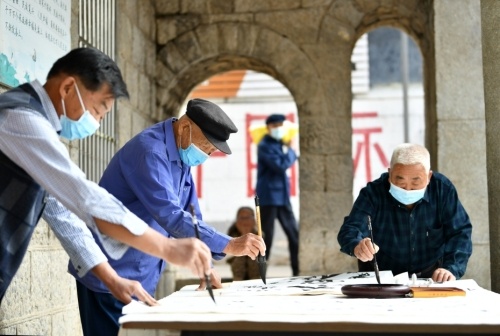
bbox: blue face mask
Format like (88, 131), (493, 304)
(59, 83), (100, 140)
(270, 126), (285, 140)
(389, 182), (426, 205)
(178, 125), (209, 166)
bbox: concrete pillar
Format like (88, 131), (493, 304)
(433, 0), (490, 288)
(481, 0), (500, 293)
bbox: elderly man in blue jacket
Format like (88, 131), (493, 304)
(255, 114), (299, 276)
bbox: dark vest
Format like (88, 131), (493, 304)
(0, 83), (48, 303)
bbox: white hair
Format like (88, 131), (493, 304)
(390, 143), (430, 172)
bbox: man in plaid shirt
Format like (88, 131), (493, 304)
(338, 143), (472, 282)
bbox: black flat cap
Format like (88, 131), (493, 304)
(266, 114), (286, 125)
(186, 98), (238, 154)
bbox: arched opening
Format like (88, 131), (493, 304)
(180, 70), (300, 278)
(351, 27), (424, 198)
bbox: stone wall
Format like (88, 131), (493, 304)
(0, 1), (159, 335)
(0, 0), (497, 335)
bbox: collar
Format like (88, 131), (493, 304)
(30, 80), (62, 133)
(165, 118), (181, 163)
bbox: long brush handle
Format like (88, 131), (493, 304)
(254, 196), (262, 237)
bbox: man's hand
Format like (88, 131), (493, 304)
(432, 268), (456, 282)
(163, 238), (213, 279)
(197, 268), (222, 290)
(91, 262), (158, 306)
(223, 233), (266, 260)
(108, 278), (158, 306)
(353, 237), (379, 262)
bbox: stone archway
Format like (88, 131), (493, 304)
(155, 22), (354, 275)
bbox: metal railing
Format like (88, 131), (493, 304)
(78, 0), (116, 182)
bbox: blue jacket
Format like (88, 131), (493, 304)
(255, 135), (297, 206)
(69, 118), (231, 294)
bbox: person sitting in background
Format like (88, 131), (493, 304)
(226, 207), (261, 281)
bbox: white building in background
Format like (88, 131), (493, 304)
(184, 28), (424, 229)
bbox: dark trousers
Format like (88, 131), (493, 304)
(260, 204), (299, 276)
(76, 281), (125, 336)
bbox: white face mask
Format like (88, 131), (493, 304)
(270, 126), (285, 140)
(389, 182), (426, 205)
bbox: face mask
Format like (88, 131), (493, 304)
(59, 83), (100, 140)
(270, 126), (285, 140)
(178, 125), (209, 166)
(389, 182), (426, 205)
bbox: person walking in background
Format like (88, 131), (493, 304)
(256, 114), (299, 276)
(226, 206), (262, 281)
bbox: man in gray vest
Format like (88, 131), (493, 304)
(0, 47), (212, 305)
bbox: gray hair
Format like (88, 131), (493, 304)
(390, 143), (430, 172)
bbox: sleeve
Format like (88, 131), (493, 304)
(42, 195), (107, 277)
(120, 148), (230, 258)
(439, 184), (473, 279)
(0, 109), (147, 259)
(337, 188), (373, 256)
(258, 140), (297, 173)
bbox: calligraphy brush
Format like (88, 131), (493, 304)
(367, 215), (381, 284)
(254, 195), (267, 285)
(190, 204), (216, 303)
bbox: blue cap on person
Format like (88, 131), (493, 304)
(266, 114), (286, 125)
(186, 98), (238, 155)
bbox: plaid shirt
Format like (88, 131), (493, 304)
(338, 172), (472, 278)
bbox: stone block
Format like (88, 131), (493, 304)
(208, 0), (234, 14)
(154, 0), (180, 15)
(115, 102), (133, 149)
(194, 24), (220, 57)
(181, 0), (209, 14)
(155, 60), (175, 87)
(325, 154), (354, 192)
(0, 250), (32, 320)
(51, 308), (82, 336)
(235, 0), (300, 12)
(132, 26), (146, 68)
(233, 23), (260, 56)
(299, 116), (351, 155)
(175, 31), (203, 64)
(463, 243), (491, 290)
(138, 0), (155, 37)
(145, 40), (157, 78)
(204, 13), (254, 24)
(117, 0), (137, 19)
(217, 23), (240, 54)
(131, 112), (150, 138)
(318, 17), (355, 45)
(300, 190), (352, 231)
(302, 0), (332, 8)
(138, 73), (153, 118)
(31, 220), (52, 247)
(435, 0), (484, 120)
(116, 13), (133, 62)
(125, 62), (140, 108)
(157, 18), (178, 45)
(255, 8), (322, 45)
(31, 250), (57, 311)
(298, 154), (325, 192)
(328, 0), (364, 27)
(16, 316), (51, 335)
(0, 327), (17, 334)
(159, 43), (189, 73)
